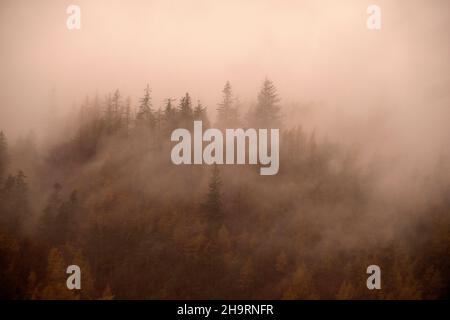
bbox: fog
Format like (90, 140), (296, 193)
(1, 0), (448, 138)
(1, 0), (449, 207)
(0, 0), (449, 299)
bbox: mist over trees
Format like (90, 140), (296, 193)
(0, 79), (449, 299)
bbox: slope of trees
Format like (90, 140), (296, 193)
(0, 79), (449, 299)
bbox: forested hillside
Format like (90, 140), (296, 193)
(0, 80), (449, 299)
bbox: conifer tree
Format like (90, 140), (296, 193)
(216, 81), (240, 128)
(136, 84), (155, 129)
(124, 96), (132, 135)
(111, 89), (123, 130)
(194, 100), (210, 128)
(163, 98), (177, 130)
(254, 78), (281, 128)
(178, 93), (193, 126)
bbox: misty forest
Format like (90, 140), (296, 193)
(0, 78), (449, 300)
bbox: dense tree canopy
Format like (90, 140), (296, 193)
(0, 80), (448, 300)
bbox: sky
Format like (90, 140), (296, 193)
(0, 0), (449, 154)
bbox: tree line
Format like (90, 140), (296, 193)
(0, 79), (449, 299)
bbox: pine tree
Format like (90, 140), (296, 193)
(178, 93), (193, 126)
(163, 98), (177, 130)
(124, 96), (132, 135)
(136, 84), (155, 129)
(217, 81), (233, 126)
(164, 98), (176, 118)
(254, 78), (281, 128)
(194, 100), (210, 128)
(111, 89), (123, 130)
(216, 81), (240, 128)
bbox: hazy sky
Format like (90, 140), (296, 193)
(0, 0), (449, 148)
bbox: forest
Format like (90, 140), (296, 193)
(0, 78), (449, 300)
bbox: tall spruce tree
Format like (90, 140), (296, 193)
(162, 98), (177, 132)
(136, 84), (155, 128)
(124, 96), (132, 135)
(194, 100), (210, 128)
(216, 81), (239, 128)
(254, 78), (281, 128)
(111, 89), (122, 130)
(178, 93), (193, 126)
